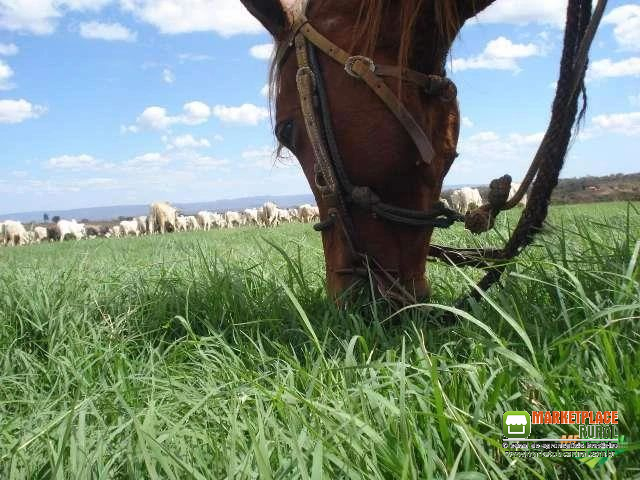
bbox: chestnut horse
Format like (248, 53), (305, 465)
(241, 0), (496, 301)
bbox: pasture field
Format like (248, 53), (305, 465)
(1, 202), (639, 479)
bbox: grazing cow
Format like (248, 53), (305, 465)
(109, 225), (122, 238)
(34, 226), (48, 242)
(211, 213), (225, 228)
(224, 211), (242, 228)
(0, 222), (5, 246)
(3, 220), (28, 246)
(186, 216), (200, 231)
(148, 202), (178, 234)
(242, 208), (259, 226)
(509, 182), (527, 206)
(85, 225), (101, 238)
(260, 202), (279, 227)
(175, 215), (188, 232)
(278, 208), (292, 223)
(46, 225), (60, 242)
(197, 211), (214, 231)
(56, 219), (85, 241)
(136, 216), (148, 235)
(450, 187), (483, 214)
(298, 204), (316, 223)
(120, 220), (140, 237)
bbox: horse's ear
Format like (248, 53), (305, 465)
(240, 0), (288, 38)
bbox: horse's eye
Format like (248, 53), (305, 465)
(275, 119), (296, 153)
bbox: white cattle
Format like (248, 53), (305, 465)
(440, 198), (451, 209)
(211, 213), (225, 228)
(197, 211), (215, 231)
(278, 208), (292, 223)
(224, 211), (242, 228)
(242, 208), (259, 226)
(289, 208), (300, 222)
(34, 226), (48, 242)
(176, 215), (188, 232)
(109, 225), (122, 238)
(57, 219), (85, 241)
(120, 220), (140, 237)
(136, 216), (148, 235)
(3, 220), (28, 246)
(148, 202), (178, 234)
(450, 188), (483, 214)
(297, 204), (315, 223)
(509, 182), (528, 206)
(260, 202), (279, 227)
(0, 222), (5, 245)
(186, 216), (200, 231)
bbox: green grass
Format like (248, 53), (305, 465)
(0, 202), (638, 479)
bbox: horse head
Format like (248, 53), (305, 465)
(242, 0), (495, 302)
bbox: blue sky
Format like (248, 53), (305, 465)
(0, 0), (638, 215)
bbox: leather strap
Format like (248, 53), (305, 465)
(295, 20), (441, 166)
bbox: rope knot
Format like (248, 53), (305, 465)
(464, 175), (512, 234)
(488, 174), (512, 210)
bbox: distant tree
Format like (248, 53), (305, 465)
(52, 215), (60, 223)
(43, 213), (49, 223)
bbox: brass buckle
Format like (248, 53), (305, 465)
(344, 56), (375, 79)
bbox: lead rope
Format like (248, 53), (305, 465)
(431, 0), (607, 312)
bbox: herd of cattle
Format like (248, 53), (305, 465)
(0, 202), (321, 247)
(1, 185), (526, 247)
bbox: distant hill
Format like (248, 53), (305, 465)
(442, 172), (640, 205)
(2, 173), (638, 223)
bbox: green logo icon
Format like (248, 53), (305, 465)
(503, 411), (531, 438)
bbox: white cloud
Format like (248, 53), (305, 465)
(0, 59), (14, 89)
(47, 154), (100, 169)
(0, 0), (111, 35)
(249, 43), (273, 60)
(136, 106), (173, 130)
(79, 21), (137, 41)
(592, 112), (640, 136)
(187, 155), (228, 169)
(164, 133), (211, 149)
(182, 101), (210, 124)
(162, 68), (175, 84)
(212, 103), (268, 125)
(462, 116), (474, 128)
(125, 152), (169, 168)
(457, 130), (544, 169)
(602, 4), (640, 52)
(589, 57), (640, 79)
(452, 37), (541, 72)
(130, 101), (212, 131)
(475, 0), (567, 28)
(178, 52), (213, 62)
(0, 99), (46, 123)
(0, 42), (18, 55)
(80, 22), (138, 42)
(120, 0), (262, 36)
(260, 83), (269, 97)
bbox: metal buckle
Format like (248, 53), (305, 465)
(344, 56), (375, 79)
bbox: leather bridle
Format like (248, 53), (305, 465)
(276, 11), (464, 301)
